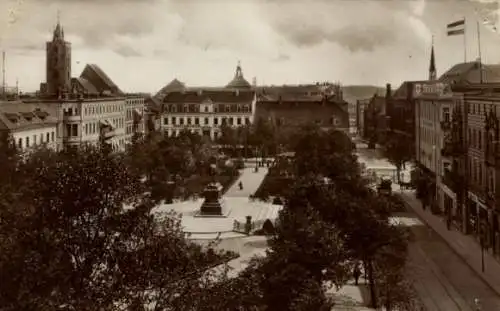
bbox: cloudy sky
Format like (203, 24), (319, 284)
(0, 0), (499, 93)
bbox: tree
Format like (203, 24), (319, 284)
(383, 131), (413, 183)
(0, 144), (232, 310)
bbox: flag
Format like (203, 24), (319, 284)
(447, 19), (465, 36)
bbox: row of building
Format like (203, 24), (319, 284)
(357, 44), (500, 258)
(0, 18), (350, 153)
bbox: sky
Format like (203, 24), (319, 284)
(0, 0), (499, 94)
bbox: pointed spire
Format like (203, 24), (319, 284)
(53, 10), (64, 41)
(429, 35), (436, 81)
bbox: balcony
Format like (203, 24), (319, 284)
(440, 120), (452, 131)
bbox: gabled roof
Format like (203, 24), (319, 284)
(155, 78), (186, 99)
(163, 90), (255, 104)
(72, 77), (99, 94)
(0, 102), (58, 131)
(256, 84), (333, 101)
(80, 64), (123, 95)
(439, 62), (500, 85)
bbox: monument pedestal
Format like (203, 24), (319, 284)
(195, 182), (229, 218)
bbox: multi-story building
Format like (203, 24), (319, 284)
(255, 83), (349, 133)
(414, 81), (458, 217)
(160, 63), (256, 139)
(33, 18), (144, 150)
(359, 93), (387, 146)
(0, 101), (58, 152)
(125, 96), (145, 141)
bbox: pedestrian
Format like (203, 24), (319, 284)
(239, 181), (243, 190)
(353, 263), (361, 286)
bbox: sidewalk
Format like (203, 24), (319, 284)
(398, 190), (500, 298)
(224, 167), (268, 198)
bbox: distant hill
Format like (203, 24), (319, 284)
(342, 85), (385, 104)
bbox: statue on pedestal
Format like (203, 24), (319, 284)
(200, 183), (223, 215)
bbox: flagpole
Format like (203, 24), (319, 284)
(464, 17), (467, 62)
(477, 20), (483, 83)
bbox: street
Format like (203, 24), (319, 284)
(355, 145), (500, 310)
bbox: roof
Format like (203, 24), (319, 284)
(256, 84), (339, 101)
(72, 77), (98, 94)
(0, 101), (58, 131)
(439, 62), (500, 85)
(154, 78), (186, 99)
(145, 96), (162, 113)
(80, 64), (123, 95)
(163, 89), (255, 104)
(392, 80), (428, 99)
(226, 62), (252, 89)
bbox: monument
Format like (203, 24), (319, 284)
(199, 182), (224, 216)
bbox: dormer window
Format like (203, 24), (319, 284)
(21, 112), (34, 121)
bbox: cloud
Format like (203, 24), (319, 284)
(265, 0), (431, 52)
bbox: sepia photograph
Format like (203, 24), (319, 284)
(1, 0), (500, 310)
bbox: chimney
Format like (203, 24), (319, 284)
(385, 83), (392, 98)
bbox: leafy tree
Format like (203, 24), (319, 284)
(0, 144), (232, 310)
(383, 131), (413, 183)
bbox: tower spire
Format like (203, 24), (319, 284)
(53, 10), (63, 40)
(429, 35), (436, 81)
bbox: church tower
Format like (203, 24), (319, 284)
(46, 13), (71, 97)
(429, 36), (437, 81)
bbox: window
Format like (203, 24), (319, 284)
(26, 136), (29, 148)
(214, 118), (219, 125)
(180, 118), (184, 125)
(172, 117), (176, 125)
(164, 117), (168, 125)
(40, 133), (43, 143)
(204, 106), (209, 113)
(442, 107), (450, 122)
(479, 130), (482, 150)
(243, 105), (249, 113)
(184, 105), (188, 113)
(229, 118), (234, 125)
(237, 117), (241, 125)
(195, 117), (199, 125)
(225, 105), (230, 112)
(237, 105), (242, 112)
(17, 138), (22, 149)
(245, 117), (250, 125)
(72, 124), (78, 137)
(187, 118), (192, 125)
(33, 135), (37, 145)
(51, 132), (55, 141)
(204, 117), (209, 125)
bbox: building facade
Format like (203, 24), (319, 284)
(255, 84), (349, 133)
(161, 89), (255, 139)
(413, 81), (458, 218)
(159, 63), (256, 139)
(125, 96), (145, 141)
(0, 101), (58, 152)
